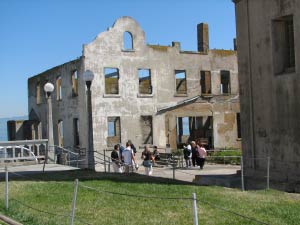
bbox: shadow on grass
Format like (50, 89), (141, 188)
(0, 169), (197, 186)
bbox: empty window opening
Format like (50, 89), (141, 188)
(237, 113), (241, 139)
(272, 15), (295, 74)
(175, 70), (187, 94)
(56, 76), (62, 100)
(138, 69), (152, 94)
(31, 122), (42, 140)
(220, 70), (230, 94)
(123, 31), (133, 50)
(58, 120), (64, 147)
(200, 71), (212, 94)
(177, 116), (213, 149)
(140, 116), (153, 144)
(36, 82), (41, 104)
(73, 118), (80, 146)
(71, 70), (78, 96)
(105, 68), (119, 94)
(107, 117), (121, 147)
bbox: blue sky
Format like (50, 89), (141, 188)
(0, 0), (236, 118)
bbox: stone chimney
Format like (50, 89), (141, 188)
(197, 23), (209, 52)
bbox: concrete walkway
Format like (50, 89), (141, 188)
(0, 163), (79, 179)
(0, 162), (240, 184)
(136, 164), (241, 182)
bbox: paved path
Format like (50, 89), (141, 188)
(135, 164), (241, 182)
(0, 162), (240, 183)
(0, 164), (79, 177)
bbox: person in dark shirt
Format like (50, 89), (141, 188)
(111, 145), (122, 173)
(153, 146), (160, 160)
(141, 145), (154, 175)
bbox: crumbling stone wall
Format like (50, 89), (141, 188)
(27, 16), (240, 166)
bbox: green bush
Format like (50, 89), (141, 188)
(171, 149), (184, 156)
(207, 149), (242, 165)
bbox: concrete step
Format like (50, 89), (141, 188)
(194, 174), (241, 188)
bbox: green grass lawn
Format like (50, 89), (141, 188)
(0, 170), (299, 225)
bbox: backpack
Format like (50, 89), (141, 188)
(184, 147), (191, 158)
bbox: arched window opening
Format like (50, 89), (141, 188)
(56, 76), (62, 100)
(36, 82), (41, 104)
(123, 31), (133, 50)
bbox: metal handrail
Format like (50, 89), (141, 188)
(51, 145), (79, 156)
(0, 145), (38, 163)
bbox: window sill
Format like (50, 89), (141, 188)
(103, 94), (121, 98)
(236, 138), (242, 141)
(174, 94), (188, 97)
(122, 49), (135, 53)
(275, 68), (296, 76)
(201, 94), (213, 98)
(220, 93), (231, 96)
(137, 93), (153, 98)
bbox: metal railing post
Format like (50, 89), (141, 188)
(70, 179), (79, 225)
(267, 156), (270, 190)
(108, 158), (111, 173)
(241, 156), (245, 191)
(192, 193), (198, 225)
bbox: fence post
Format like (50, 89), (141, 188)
(267, 156), (270, 190)
(76, 154), (79, 168)
(192, 193), (198, 225)
(104, 150), (106, 173)
(241, 156), (245, 191)
(172, 163), (175, 180)
(5, 166), (8, 210)
(70, 179), (79, 225)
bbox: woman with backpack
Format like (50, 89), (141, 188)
(141, 145), (154, 175)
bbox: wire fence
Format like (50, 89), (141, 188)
(0, 166), (272, 225)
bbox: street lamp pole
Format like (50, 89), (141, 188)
(83, 70), (95, 170)
(44, 82), (55, 164)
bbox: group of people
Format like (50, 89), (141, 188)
(111, 140), (137, 174)
(110, 139), (206, 176)
(110, 140), (159, 176)
(183, 141), (207, 169)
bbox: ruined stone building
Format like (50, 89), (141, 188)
(234, 0), (300, 191)
(26, 16), (240, 158)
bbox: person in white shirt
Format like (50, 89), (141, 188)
(183, 142), (192, 168)
(122, 142), (136, 173)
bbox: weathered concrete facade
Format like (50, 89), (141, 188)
(234, 0), (300, 190)
(28, 59), (88, 152)
(27, 17), (240, 164)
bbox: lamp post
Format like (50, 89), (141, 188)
(83, 70), (95, 170)
(44, 82), (55, 164)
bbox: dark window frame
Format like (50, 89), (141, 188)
(272, 15), (295, 75)
(138, 68), (152, 94)
(104, 67), (119, 95)
(175, 70), (187, 95)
